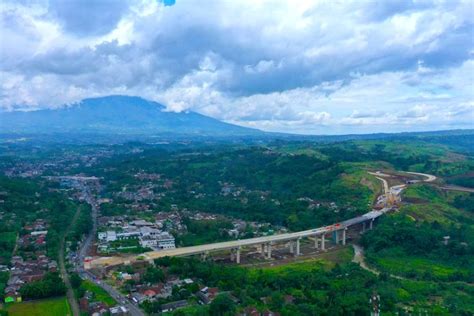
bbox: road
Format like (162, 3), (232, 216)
(78, 269), (145, 316)
(59, 207), (81, 316)
(351, 171), (438, 279)
(74, 181), (145, 316)
(89, 170), (433, 268)
(404, 171), (437, 182)
(78, 170), (435, 312)
(352, 244), (379, 275)
(90, 170), (423, 268)
(439, 185), (474, 193)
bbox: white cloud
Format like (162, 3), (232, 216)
(0, 0), (472, 134)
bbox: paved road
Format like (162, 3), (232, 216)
(75, 182), (145, 316)
(405, 171), (437, 182)
(81, 170), (435, 312)
(90, 170), (436, 268)
(78, 269), (145, 316)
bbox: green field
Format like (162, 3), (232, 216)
(80, 280), (116, 306)
(374, 254), (469, 280)
(6, 297), (71, 316)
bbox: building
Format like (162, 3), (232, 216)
(139, 232), (175, 250)
(110, 305), (130, 316)
(160, 300), (188, 313)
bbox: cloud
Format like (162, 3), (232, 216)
(0, 0), (473, 133)
(47, 0), (131, 36)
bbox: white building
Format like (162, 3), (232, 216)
(139, 232), (175, 250)
(98, 229), (140, 242)
(106, 231), (117, 242)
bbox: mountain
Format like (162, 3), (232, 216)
(0, 96), (262, 136)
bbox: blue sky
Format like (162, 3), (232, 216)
(0, 0), (473, 134)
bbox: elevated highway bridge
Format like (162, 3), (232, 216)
(86, 171), (435, 269)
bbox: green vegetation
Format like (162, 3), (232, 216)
(0, 176), (81, 261)
(79, 280), (116, 307)
(0, 232), (16, 266)
(19, 272), (67, 300)
(1, 132), (473, 315)
(5, 296), (71, 316)
(361, 214), (473, 282)
(0, 272), (9, 302)
(176, 218), (234, 246)
(151, 253), (474, 315)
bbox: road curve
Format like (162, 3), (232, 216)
(404, 171), (437, 182)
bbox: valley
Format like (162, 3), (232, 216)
(0, 132), (473, 315)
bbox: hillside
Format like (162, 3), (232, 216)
(0, 96), (262, 136)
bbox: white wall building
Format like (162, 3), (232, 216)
(139, 232), (175, 250)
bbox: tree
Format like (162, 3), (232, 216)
(142, 267), (165, 283)
(70, 272), (82, 289)
(19, 272), (66, 299)
(209, 294), (236, 316)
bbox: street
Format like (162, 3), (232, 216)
(74, 181), (145, 316)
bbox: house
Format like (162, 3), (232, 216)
(196, 287), (220, 304)
(241, 307), (260, 316)
(183, 278), (193, 285)
(110, 305), (130, 316)
(160, 300), (188, 313)
(141, 288), (157, 299)
(88, 301), (108, 315)
(79, 297), (89, 311)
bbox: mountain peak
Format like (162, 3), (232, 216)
(0, 95), (261, 136)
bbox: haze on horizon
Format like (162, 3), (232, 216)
(1, 0), (473, 135)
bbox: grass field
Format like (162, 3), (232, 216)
(6, 297), (71, 316)
(80, 280), (116, 306)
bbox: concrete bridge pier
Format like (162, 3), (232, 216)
(236, 247), (241, 264)
(314, 235), (319, 249)
(362, 221), (366, 233)
(289, 241), (294, 254)
(334, 229), (346, 245)
(200, 251), (210, 261)
(266, 243), (272, 259)
(370, 219), (374, 230)
(296, 238), (301, 256)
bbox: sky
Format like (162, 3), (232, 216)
(0, 0), (473, 134)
